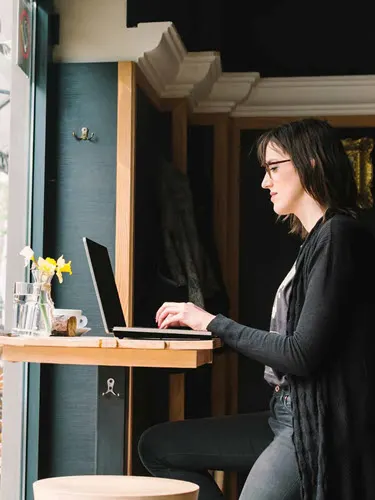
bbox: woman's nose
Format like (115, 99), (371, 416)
(261, 171), (272, 189)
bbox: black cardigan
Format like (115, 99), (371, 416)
(207, 213), (375, 500)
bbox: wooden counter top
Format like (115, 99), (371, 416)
(0, 335), (222, 368)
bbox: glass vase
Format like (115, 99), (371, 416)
(31, 270), (55, 337)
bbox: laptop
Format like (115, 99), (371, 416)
(83, 237), (213, 340)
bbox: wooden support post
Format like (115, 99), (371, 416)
(116, 61), (136, 475)
(211, 115), (230, 490)
(172, 100), (188, 174)
(169, 373), (186, 421)
(169, 99), (189, 421)
(225, 120), (241, 500)
(116, 61), (136, 328)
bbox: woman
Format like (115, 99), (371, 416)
(138, 118), (375, 500)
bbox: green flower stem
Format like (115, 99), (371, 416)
(38, 283), (52, 334)
(39, 294), (51, 333)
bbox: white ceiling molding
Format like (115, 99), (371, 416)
(138, 26), (375, 117)
(193, 72), (259, 113)
(162, 52), (221, 101)
(137, 29), (220, 100)
(138, 28), (259, 112)
(231, 76), (375, 117)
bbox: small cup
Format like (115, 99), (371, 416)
(53, 308), (88, 329)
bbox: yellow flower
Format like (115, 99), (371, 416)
(56, 256), (72, 283)
(37, 257), (56, 275)
(60, 261), (72, 275)
(19, 246), (72, 284)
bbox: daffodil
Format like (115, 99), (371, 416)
(19, 246), (35, 267)
(37, 257), (57, 275)
(19, 246), (73, 284)
(56, 255), (72, 283)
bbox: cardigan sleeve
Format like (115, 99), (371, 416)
(207, 219), (365, 376)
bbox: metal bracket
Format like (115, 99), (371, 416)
(102, 377), (120, 397)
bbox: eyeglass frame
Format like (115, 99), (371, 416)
(262, 159), (292, 178)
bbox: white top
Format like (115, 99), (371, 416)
(33, 475), (199, 500)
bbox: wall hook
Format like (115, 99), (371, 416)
(102, 378), (120, 397)
(72, 127), (95, 142)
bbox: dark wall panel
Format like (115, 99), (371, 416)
(131, 99), (228, 474)
(131, 85), (172, 475)
(47, 63), (118, 328)
(133, 85), (172, 328)
(39, 62), (127, 478)
(187, 125), (228, 317)
(185, 124), (230, 419)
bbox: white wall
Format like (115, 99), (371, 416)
(53, 0), (171, 63)
(0, 0), (12, 41)
(0, 0), (11, 154)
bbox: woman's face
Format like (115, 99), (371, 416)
(261, 142), (305, 216)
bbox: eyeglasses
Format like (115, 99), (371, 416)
(262, 159), (291, 178)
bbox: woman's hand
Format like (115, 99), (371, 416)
(155, 302), (216, 331)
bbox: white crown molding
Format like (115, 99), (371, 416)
(137, 24), (188, 97)
(139, 29), (259, 113)
(138, 28), (375, 117)
(162, 51), (221, 101)
(193, 72), (260, 113)
(139, 41), (223, 104)
(231, 75), (375, 117)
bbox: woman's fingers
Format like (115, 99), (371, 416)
(156, 305), (182, 327)
(156, 302), (182, 327)
(159, 313), (184, 329)
(155, 302), (180, 323)
(155, 302), (214, 331)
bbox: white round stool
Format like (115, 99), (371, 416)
(33, 475), (200, 500)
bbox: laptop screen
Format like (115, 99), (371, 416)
(83, 237), (126, 334)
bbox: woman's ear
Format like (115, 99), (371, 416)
(310, 158), (316, 168)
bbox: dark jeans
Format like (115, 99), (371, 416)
(138, 387), (301, 500)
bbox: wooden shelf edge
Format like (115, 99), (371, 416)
(1, 345), (214, 369)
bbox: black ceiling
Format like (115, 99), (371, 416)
(127, 0), (375, 77)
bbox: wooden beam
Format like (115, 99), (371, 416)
(211, 115), (242, 496)
(189, 113), (223, 126)
(211, 113), (230, 434)
(116, 61), (136, 477)
(116, 62), (136, 327)
(227, 120), (240, 322)
(213, 116), (229, 281)
(169, 373), (185, 421)
(172, 101), (188, 173)
(168, 99), (189, 422)
(224, 120), (241, 500)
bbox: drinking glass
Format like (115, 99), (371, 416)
(12, 282), (37, 336)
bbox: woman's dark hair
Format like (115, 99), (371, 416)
(257, 118), (359, 237)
